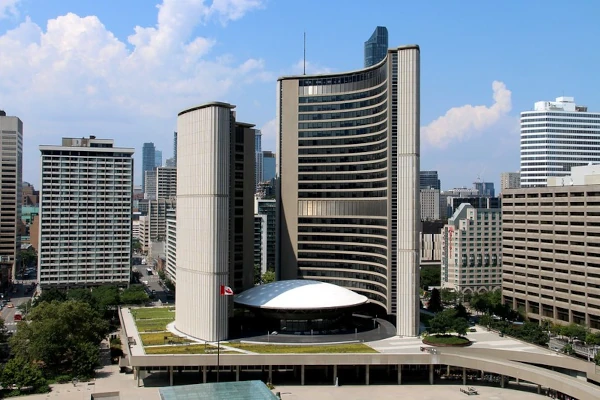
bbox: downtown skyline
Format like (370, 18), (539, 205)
(1, 0), (599, 188)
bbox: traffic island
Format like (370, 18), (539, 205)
(422, 334), (472, 347)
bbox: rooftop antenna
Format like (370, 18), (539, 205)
(303, 31), (306, 75)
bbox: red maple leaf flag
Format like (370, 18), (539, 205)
(220, 285), (234, 296)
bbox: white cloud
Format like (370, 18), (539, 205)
(0, 0), (266, 184)
(0, 0), (19, 19)
(422, 80), (512, 148)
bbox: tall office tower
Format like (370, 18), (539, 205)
(441, 204), (502, 294)
(420, 170), (440, 190)
(176, 102), (255, 341)
(142, 142), (156, 192)
(439, 193), (449, 220)
(173, 132), (177, 167)
(521, 96), (600, 187)
(144, 169), (157, 200)
(278, 45), (421, 336)
(155, 150), (162, 168)
(38, 137), (133, 288)
(447, 196), (501, 217)
(364, 26), (388, 67)
(255, 197), (276, 270)
(500, 172), (521, 192)
(503, 164), (600, 329)
(255, 130), (263, 188)
(420, 188), (440, 221)
(474, 181), (495, 197)
(0, 111), (23, 288)
(165, 158), (175, 167)
(156, 166), (177, 199)
(263, 151), (276, 182)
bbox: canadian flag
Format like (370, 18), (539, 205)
(220, 285), (234, 296)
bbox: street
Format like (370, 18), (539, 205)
(1, 279), (36, 332)
(136, 263), (174, 305)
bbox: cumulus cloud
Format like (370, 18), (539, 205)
(422, 80), (512, 148)
(0, 0), (267, 121)
(260, 117), (277, 150)
(0, 0), (19, 19)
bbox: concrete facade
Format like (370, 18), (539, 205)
(38, 137), (133, 288)
(165, 211), (176, 282)
(175, 102), (255, 342)
(441, 204), (502, 294)
(420, 188), (440, 221)
(277, 46), (420, 336)
(500, 172), (520, 192)
(502, 178), (600, 329)
(0, 112), (22, 287)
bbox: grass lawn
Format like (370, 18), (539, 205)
(131, 307), (175, 320)
(140, 332), (192, 346)
(226, 343), (377, 354)
(145, 345), (208, 355)
(423, 334), (470, 346)
(135, 318), (174, 332)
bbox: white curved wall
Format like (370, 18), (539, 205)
(176, 104), (231, 341)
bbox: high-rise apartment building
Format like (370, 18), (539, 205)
(0, 111), (23, 288)
(263, 151), (276, 182)
(420, 170), (440, 190)
(255, 130), (263, 189)
(144, 170), (157, 200)
(173, 132), (178, 167)
(441, 204), (502, 294)
(255, 197), (276, 270)
(38, 136), (133, 288)
(142, 142), (156, 192)
(278, 45), (421, 336)
(503, 164), (600, 329)
(420, 188), (440, 221)
(364, 26), (388, 68)
(155, 150), (162, 168)
(521, 96), (600, 187)
(254, 214), (267, 274)
(500, 172), (521, 192)
(176, 102), (255, 341)
(156, 166), (177, 199)
(165, 209), (176, 282)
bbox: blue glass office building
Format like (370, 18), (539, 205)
(364, 26), (388, 67)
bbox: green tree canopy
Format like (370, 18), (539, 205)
(91, 285), (120, 315)
(427, 309), (469, 336)
(10, 300), (109, 377)
(440, 288), (460, 305)
(427, 288), (443, 313)
(67, 288), (96, 309)
(261, 270), (276, 284)
(33, 288), (66, 306)
(420, 266), (440, 290)
(454, 303), (470, 320)
(0, 356), (48, 393)
(120, 285), (149, 305)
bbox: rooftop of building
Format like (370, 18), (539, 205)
(277, 45), (419, 82)
(524, 96), (590, 113)
(177, 101), (235, 116)
(234, 280), (369, 310)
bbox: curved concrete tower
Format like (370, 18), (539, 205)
(175, 102), (233, 341)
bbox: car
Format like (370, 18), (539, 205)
(6, 303), (14, 308)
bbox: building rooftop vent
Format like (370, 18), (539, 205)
(0, 110), (6, 116)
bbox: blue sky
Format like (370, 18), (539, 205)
(1, 0), (599, 189)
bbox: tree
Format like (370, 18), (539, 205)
(72, 342), (101, 378)
(427, 288), (443, 312)
(586, 332), (600, 346)
(0, 357), (48, 394)
(480, 314), (493, 330)
(517, 322), (549, 346)
(33, 288), (66, 306)
(454, 303), (470, 320)
(428, 309), (455, 335)
(560, 323), (588, 343)
(132, 239), (142, 252)
(261, 270), (276, 284)
(91, 285), (120, 316)
(10, 300), (109, 377)
(420, 265), (440, 289)
(441, 288), (460, 305)
(452, 317), (469, 337)
(67, 288), (96, 309)
(120, 285), (149, 305)
(469, 293), (489, 314)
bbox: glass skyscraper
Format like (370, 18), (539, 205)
(142, 142), (155, 192)
(364, 26), (388, 67)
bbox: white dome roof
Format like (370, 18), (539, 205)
(234, 280), (368, 310)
